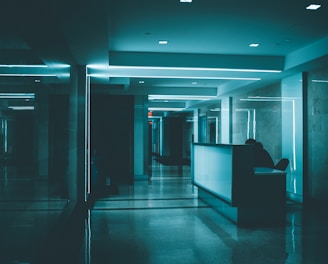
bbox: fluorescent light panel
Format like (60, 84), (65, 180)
(306, 4), (321, 10)
(149, 95), (216, 100)
(0, 73), (57, 77)
(0, 93), (35, 99)
(8, 106), (35, 110)
(87, 65), (281, 73)
(240, 96), (299, 102)
(148, 107), (185, 111)
(312, 79), (328, 83)
(90, 74), (260, 81)
(0, 64), (70, 77)
(0, 64), (70, 68)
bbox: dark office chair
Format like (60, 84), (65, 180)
(274, 158), (289, 171)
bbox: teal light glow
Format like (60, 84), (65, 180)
(0, 64), (47, 68)
(8, 106), (35, 110)
(0, 64), (70, 68)
(87, 64), (281, 73)
(149, 95), (216, 100)
(148, 107), (185, 111)
(0, 93), (35, 99)
(0, 73), (57, 77)
(312, 79), (328, 83)
(0, 64), (70, 77)
(90, 74), (260, 81)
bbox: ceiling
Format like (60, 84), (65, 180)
(1, 0), (328, 113)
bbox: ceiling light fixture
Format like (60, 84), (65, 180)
(0, 93), (35, 99)
(8, 106), (35, 110)
(0, 73), (57, 77)
(249, 43), (260, 47)
(87, 64), (281, 73)
(159, 40), (168, 44)
(90, 74), (261, 81)
(306, 4), (321, 10)
(149, 95), (216, 101)
(109, 65), (280, 73)
(180, 0), (192, 2)
(0, 64), (70, 77)
(240, 96), (299, 102)
(148, 107), (185, 111)
(312, 79), (328, 83)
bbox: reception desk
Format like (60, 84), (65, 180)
(192, 143), (286, 226)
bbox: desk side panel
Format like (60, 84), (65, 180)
(193, 144), (233, 203)
(232, 145), (254, 206)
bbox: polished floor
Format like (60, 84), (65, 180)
(1, 161), (328, 263)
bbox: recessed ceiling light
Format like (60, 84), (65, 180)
(192, 82), (198, 85)
(180, 0), (192, 2)
(139, 80), (145, 84)
(306, 4), (321, 10)
(249, 43), (260, 47)
(158, 40), (168, 45)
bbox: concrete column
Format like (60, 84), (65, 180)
(134, 95), (148, 180)
(67, 65), (88, 203)
(193, 109), (199, 143)
(221, 96), (232, 144)
(36, 88), (49, 178)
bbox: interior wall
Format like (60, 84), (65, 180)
(307, 66), (328, 202)
(281, 73), (303, 201)
(49, 94), (69, 197)
(90, 94), (134, 184)
(162, 116), (183, 159)
(232, 83), (282, 164)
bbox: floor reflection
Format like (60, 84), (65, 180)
(1, 161), (328, 263)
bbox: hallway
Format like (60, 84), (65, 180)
(1, 161), (328, 263)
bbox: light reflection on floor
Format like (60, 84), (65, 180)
(1, 160), (328, 263)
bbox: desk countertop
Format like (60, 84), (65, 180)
(254, 167), (286, 175)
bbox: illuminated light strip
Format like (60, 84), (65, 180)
(89, 74), (261, 81)
(148, 107), (185, 111)
(0, 64), (48, 68)
(240, 96), (299, 101)
(0, 64), (71, 77)
(0, 64), (70, 68)
(0, 73), (58, 77)
(0, 93), (35, 99)
(292, 100), (296, 170)
(312, 79), (328, 83)
(8, 106), (35, 110)
(149, 95), (216, 100)
(87, 64), (281, 73)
